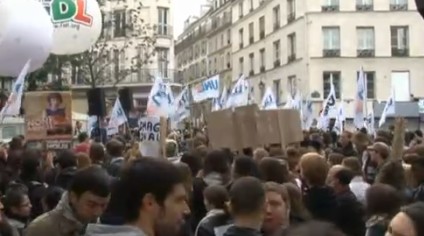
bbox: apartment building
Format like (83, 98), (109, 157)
(71, 0), (177, 113)
(232, 0), (424, 117)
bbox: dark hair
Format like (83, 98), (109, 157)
(3, 183), (28, 215)
(115, 158), (183, 222)
(233, 156), (260, 179)
(415, 130), (423, 138)
(333, 168), (354, 185)
(106, 139), (124, 157)
(401, 202), (424, 236)
(68, 166), (111, 198)
(203, 185), (229, 210)
(366, 183), (402, 217)
(229, 176), (265, 216)
(78, 132), (89, 143)
(259, 157), (291, 184)
(204, 150), (230, 176)
(56, 150), (77, 169)
(89, 142), (105, 163)
(288, 221), (345, 236)
(20, 149), (42, 182)
(180, 152), (202, 177)
(43, 186), (64, 211)
(47, 92), (63, 104)
(9, 137), (23, 151)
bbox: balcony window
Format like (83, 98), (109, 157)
(273, 40), (281, 67)
(158, 7), (170, 35)
(259, 16), (265, 39)
(113, 10), (126, 38)
(390, 0), (408, 11)
(322, 26), (340, 57)
(356, 71), (376, 99)
(323, 71), (341, 98)
(356, 0), (373, 11)
(391, 26), (409, 57)
(287, 0), (296, 22)
(273, 5), (281, 30)
(322, 0), (339, 11)
(357, 27), (375, 57)
(287, 33), (296, 62)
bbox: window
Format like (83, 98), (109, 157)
(390, 0), (408, 10)
(259, 16), (265, 39)
(323, 71), (341, 98)
(323, 27), (340, 49)
(323, 0), (339, 6)
(157, 48), (169, 78)
(113, 10), (126, 37)
(226, 52), (231, 68)
(239, 28), (244, 49)
(287, 33), (296, 61)
(249, 0), (254, 11)
(249, 22), (254, 44)
(322, 0), (339, 11)
(239, 57), (244, 75)
(273, 5), (281, 30)
(227, 29), (231, 44)
(287, 0), (296, 22)
(259, 48), (265, 72)
(357, 27), (374, 50)
(239, 1), (243, 18)
(288, 75), (297, 98)
(356, 0), (373, 10)
(273, 79), (281, 104)
(273, 40), (281, 66)
(158, 7), (169, 35)
(113, 49), (120, 79)
(356, 71), (375, 99)
(391, 26), (409, 56)
(249, 53), (254, 75)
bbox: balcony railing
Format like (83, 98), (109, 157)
(154, 24), (173, 37)
(390, 3), (408, 11)
(71, 69), (182, 87)
(392, 48), (409, 57)
(322, 5), (340, 12)
(356, 4), (373, 11)
(323, 49), (341, 57)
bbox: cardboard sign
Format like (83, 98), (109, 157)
(139, 116), (161, 157)
(234, 105), (259, 149)
(205, 109), (237, 149)
(278, 109), (303, 146)
(256, 110), (281, 145)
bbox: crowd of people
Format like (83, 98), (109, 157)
(0, 118), (422, 236)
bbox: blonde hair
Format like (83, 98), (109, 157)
(299, 152), (329, 186)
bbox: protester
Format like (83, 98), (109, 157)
(3, 184), (31, 236)
(262, 182), (290, 236)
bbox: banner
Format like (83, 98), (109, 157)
(146, 77), (174, 117)
(191, 75), (220, 102)
(24, 91), (73, 142)
(139, 116), (161, 157)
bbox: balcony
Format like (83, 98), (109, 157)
(154, 24), (173, 38)
(71, 69), (182, 88)
(323, 49), (341, 57)
(274, 59), (281, 68)
(288, 54), (296, 62)
(356, 4), (373, 11)
(357, 49), (375, 57)
(260, 66), (265, 73)
(390, 4), (408, 11)
(287, 13), (296, 23)
(322, 5), (339, 12)
(392, 48), (409, 57)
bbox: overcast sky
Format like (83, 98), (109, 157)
(173, 0), (208, 38)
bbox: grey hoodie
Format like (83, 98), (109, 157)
(84, 224), (147, 236)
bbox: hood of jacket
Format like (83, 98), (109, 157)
(84, 224), (147, 236)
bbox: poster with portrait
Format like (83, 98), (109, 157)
(24, 91), (73, 143)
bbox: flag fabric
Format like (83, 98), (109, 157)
(260, 87), (277, 110)
(354, 67), (367, 128)
(302, 99), (314, 130)
(191, 75), (220, 102)
(366, 111), (375, 136)
(146, 77), (174, 117)
(172, 87), (190, 123)
(212, 85), (228, 112)
(333, 103), (345, 135)
(225, 75), (249, 109)
(107, 98), (128, 135)
(318, 75), (337, 130)
(379, 88), (395, 128)
(0, 60), (30, 118)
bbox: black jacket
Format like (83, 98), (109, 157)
(335, 190), (365, 236)
(303, 186), (337, 223)
(106, 157), (125, 177)
(195, 210), (232, 236)
(223, 226), (262, 236)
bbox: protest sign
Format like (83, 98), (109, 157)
(139, 116), (161, 157)
(234, 105), (259, 149)
(24, 91), (73, 149)
(256, 110), (281, 146)
(205, 109), (238, 149)
(278, 109), (303, 146)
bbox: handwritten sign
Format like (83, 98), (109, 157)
(139, 116), (161, 157)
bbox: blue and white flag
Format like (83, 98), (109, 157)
(366, 111), (375, 136)
(147, 77), (174, 117)
(261, 87), (277, 110)
(212, 85), (228, 112)
(225, 75), (249, 109)
(302, 99), (314, 130)
(172, 87), (190, 123)
(333, 102), (345, 135)
(0, 60), (30, 118)
(107, 98), (128, 135)
(191, 75), (220, 102)
(379, 88), (395, 128)
(354, 67), (367, 128)
(318, 74), (337, 130)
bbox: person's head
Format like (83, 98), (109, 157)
(341, 157), (362, 177)
(42, 186), (65, 212)
(368, 142), (390, 167)
(76, 153), (91, 169)
(259, 157), (291, 184)
(20, 149), (42, 181)
(47, 92), (63, 108)
(282, 183), (311, 221)
(387, 202), (424, 236)
(253, 148), (269, 163)
(203, 185), (229, 212)
(232, 156), (261, 179)
(78, 132), (89, 144)
(174, 162), (193, 196)
(56, 149), (77, 169)
(229, 177), (265, 226)
(76, 121), (82, 129)
(68, 166), (112, 223)
(203, 149), (230, 178)
(263, 182), (290, 234)
(116, 158), (188, 234)
(299, 153), (328, 187)
(327, 167), (353, 194)
(106, 139), (124, 157)
(89, 142), (105, 164)
(338, 131), (352, 147)
(365, 183), (402, 217)
(3, 184), (31, 218)
(8, 137), (23, 151)
(180, 151), (202, 177)
(327, 153), (344, 166)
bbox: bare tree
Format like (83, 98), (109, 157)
(71, 0), (157, 88)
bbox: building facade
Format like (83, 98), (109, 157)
(71, 0), (178, 114)
(231, 0), (424, 117)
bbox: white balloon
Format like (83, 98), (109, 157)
(40, 0), (102, 55)
(0, 0), (53, 77)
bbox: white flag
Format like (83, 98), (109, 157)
(302, 99), (314, 130)
(1, 60), (30, 117)
(107, 98), (128, 135)
(318, 75), (337, 130)
(354, 67), (367, 128)
(333, 103), (345, 135)
(225, 75), (249, 109)
(146, 77), (174, 117)
(366, 111), (375, 136)
(379, 88), (395, 128)
(260, 87), (277, 110)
